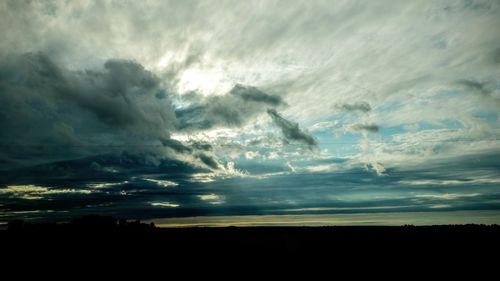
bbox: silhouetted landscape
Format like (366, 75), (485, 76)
(3, 215), (500, 261)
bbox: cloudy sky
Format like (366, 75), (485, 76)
(1, 0), (500, 225)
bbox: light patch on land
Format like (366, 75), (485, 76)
(147, 211), (500, 227)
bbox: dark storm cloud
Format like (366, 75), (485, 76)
(349, 123), (380, 133)
(160, 138), (193, 153)
(176, 84), (285, 130)
(196, 153), (219, 169)
(0, 53), (173, 132)
(267, 109), (318, 147)
(338, 102), (372, 113)
(0, 53), (230, 173)
(0, 151), (206, 187)
(103, 59), (160, 94)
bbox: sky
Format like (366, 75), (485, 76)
(1, 0), (500, 225)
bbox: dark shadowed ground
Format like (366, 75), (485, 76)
(2, 215), (499, 268)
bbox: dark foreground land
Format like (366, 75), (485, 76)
(2, 215), (499, 266)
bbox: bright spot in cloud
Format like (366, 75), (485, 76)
(177, 67), (232, 96)
(198, 193), (224, 205)
(143, 178), (179, 187)
(150, 202), (180, 208)
(0, 185), (92, 200)
(189, 173), (216, 183)
(87, 181), (129, 189)
(198, 194), (221, 201)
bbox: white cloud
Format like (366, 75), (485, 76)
(244, 151), (260, 160)
(305, 163), (341, 173)
(414, 193), (481, 200)
(189, 173), (216, 183)
(143, 178), (179, 187)
(198, 193), (224, 205)
(150, 201), (180, 208)
(428, 204), (452, 209)
(198, 194), (221, 201)
(87, 181), (129, 189)
(401, 178), (500, 186)
(0, 185), (92, 200)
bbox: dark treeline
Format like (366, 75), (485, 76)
(2, 215), (500, 265)
(5, 214), (157, 232)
